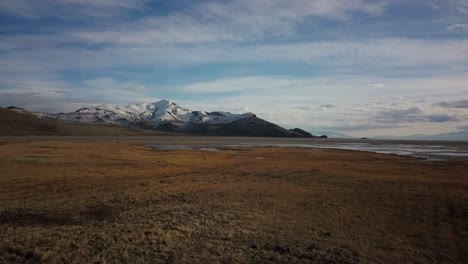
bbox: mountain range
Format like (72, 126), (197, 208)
(5, 101), (325, 138)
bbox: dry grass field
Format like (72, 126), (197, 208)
(0, 140), (467, 263)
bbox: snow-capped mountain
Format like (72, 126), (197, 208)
(38, 100), (255, 127)
(10, 100), (321, 137)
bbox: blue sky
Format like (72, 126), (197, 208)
(1, 0), (468, 137)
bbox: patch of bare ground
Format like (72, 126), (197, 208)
(0, 140), (467, 263)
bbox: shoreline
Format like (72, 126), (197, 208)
(2, 135), (467, 160)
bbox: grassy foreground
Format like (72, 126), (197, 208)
(0, 140), (467, 263)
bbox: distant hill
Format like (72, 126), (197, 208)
(309, 130), (351, 138)
(6, 100), (324, 138)
(184, 116), (318, 137)
(0, 107), (168, 136)
(0, 107), (70, 136)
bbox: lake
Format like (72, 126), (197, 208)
(148, 137), (468, 160)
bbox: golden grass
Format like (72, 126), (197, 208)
(0, 140), (467, 263)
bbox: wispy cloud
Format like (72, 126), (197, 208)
(374, 107), (460, 123)
(65, 0), (386, 46)
(368, 83), (385, 89)
(3, 37), (468, 77)
(459, 7), (468, 14)
(181, 76), (304, 94)
(435, 100), (468, 108)
(1, 1), (468, 137)
(319, 104), (336, 110)
(448, 23), (468, 32)
(0, 77), (160, 111)
(427, 2), (440, 10)
(0, 0), (147, 19)
(0, 93), (94, 113)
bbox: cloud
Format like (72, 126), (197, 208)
(0, 93), (95, 113)
(129, 85), (146, 93)
(460, 7), (468, 14)
(294, 104), (335, 111)
(3, 37), (468, 76)
(435, 100), (468, 108)
(175, 75), (468, 104)
(294, 106), (312, 111)
(1, 0), (467, 138)
(0, 77), (161, 112)
(181, 76), (307, 94)
(65, 0), (387, 46)
(0, 79), (73, 97)
(368, 83), (385, 89)
(319, 104), (336, 110)
(79, 78), (162, 104)
(460, 0), (468, 7)
(173, 75), (467, 136)
(69, 15), (245, 46)
(374, 107), (423, 122)
(427, 2), (440, 10)
(427, 115), (459, 122)
(320, 123), (407, 132)
(447, 23), (468, 33)
(373, 107), (460, 123)
(1, 72), (466, 137)
(197, 0), (386, 27)
(0, 0), (147, 19)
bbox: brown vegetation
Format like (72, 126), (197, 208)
(0, 140), (467, 263)
(0, 108), (168, 136)
(0, 108), (69, 136)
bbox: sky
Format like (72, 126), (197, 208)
(0, 0), (468, 137)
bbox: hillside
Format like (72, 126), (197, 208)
(184, 116), (316, 137)
(10, 100), (322, 138)
(0, 107), (70, 136)
(0, 107), (169, 136)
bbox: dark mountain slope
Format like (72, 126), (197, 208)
(0, 107), (168, 136)
(0, 107), (70, 136)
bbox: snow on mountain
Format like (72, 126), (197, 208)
(36, 100), (255, 127)
(5, 101), (319, 137)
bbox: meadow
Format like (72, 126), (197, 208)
(0, 139), (467, 263)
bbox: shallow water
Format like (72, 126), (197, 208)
(150, 144), (219, 151)
(295, 143), (468, 160)
(149, 140), (468, 160)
